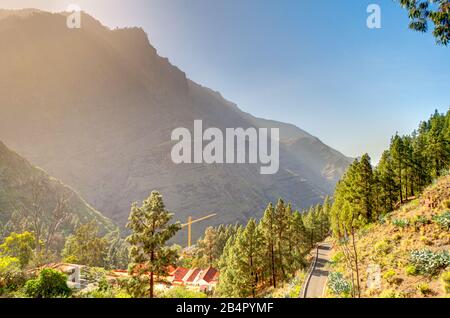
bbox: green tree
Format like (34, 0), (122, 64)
(234, 219), (263, 297)
(397, 0), (450, 46)
(62, 221), (108, 267)
(273, 199), (290, 281)
(217, 228), (241, 297)
(195, 226), (218, 267)
(105, 231), (129, 270)
(289, 210), (308, 269)
(258, 203), (277, 288)
(126, 191), (181, 298)
(0, 232), (35, 269)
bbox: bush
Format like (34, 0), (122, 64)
(412, 216), (429, 228)
(417, 283), (432, 296)
(327, 272), (351, 297)
(442, 200), (450, 210)
(383, 269), (402, 285)
(379, 289), (401, 298)
(24, 269), (71, 298)
(374, 240), (391, 256)
(0, 256), (26, 293)
(432, 211), (450, 230)
(441, 271), (450, 294)
(392, 219), (409, 229)
(405, 265), (418, 276)
(409, 249), (450, 275)
(331, 251), (344, 264)
(420, 236), (433, 246)
(161, 286), (207, 298)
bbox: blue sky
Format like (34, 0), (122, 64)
(3, 0), (450, 162)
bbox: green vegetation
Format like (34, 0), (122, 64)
(161, 287), (207, 298)
(0, 232), (35, 268)
(330, 109), (450, 297)
(24, 269), (71, 298)
(217, 198), (330, 297)
(0, 256), (25, 293)
(409, 249), (450, 275)
(441, 271), (450, 294)
(432, 211), (450, 230)
(397, 0), (450, 46)
(417, 283), (433, 296)
(405, 265), (418, 276)
(327, 272), (351, 297)
(126, 191), (181, 298)
(62, 221), (109, 267)
(392, 219), (409, 229)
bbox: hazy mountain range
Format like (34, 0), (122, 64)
(0, 9), (351, 242)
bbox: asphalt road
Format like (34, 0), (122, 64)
(304, 243), (333, 298)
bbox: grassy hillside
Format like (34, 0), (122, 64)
(329, 175), (450, 298)
(0, 141), (117, 235)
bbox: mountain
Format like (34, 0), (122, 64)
(0, 141), (116, 235)
(0, 10), (352, 242)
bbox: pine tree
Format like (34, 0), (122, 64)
(217, 228), (241, 297)
(126, 191), (181, 298)
(391, 134), (405, 203)
(273, 199), (289, 281)
(234, 219), (263, 297)
(258, 203), (277, 288)
(289, 210), (308, 269)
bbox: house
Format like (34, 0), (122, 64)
(195, 267), (219, 292)
(183, 268), (202, 286)
(167, 266), (219, 291)
(169, 267), (190, 285)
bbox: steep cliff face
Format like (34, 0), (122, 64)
(0, 10), (351, 242)
(0, 141), (116, 236)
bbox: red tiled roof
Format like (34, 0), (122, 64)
(172, 267), (189, 282)
(199, 267), (219, 283)
(185, 268), (201, 283)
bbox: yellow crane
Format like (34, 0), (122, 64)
(181, 213), (217, 248)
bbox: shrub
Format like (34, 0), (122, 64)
(442, 200), (450, 210)
(161, 286), (207, 298)
(417, 283), (432, 296)
(379, 289), (401, 298)
(409, 249), (450, 275)
(405, 265), (418, 276)
(392, 233), (402, 242)
(0, 256), (26, 293)
(412, 216), (429, 228)
(420, 236), (433, 246)
(24, 269), (71, 298)
(382, 269), (402, 285)
(432, 211), (450, 230)
(331, 251), (344, 265)
(327, 272), (351, 297)
(374, 240), (391, 256)
(392, 219), (409, 229)
(441, 271), (450, 294)
(378, 214), (388, 225)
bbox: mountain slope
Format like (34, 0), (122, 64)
(0, 141), (116, 235)
(328, 176), (450, 298)
(0, 10), (351, 242)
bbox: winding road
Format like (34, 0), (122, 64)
(302, 243), (333, 298)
